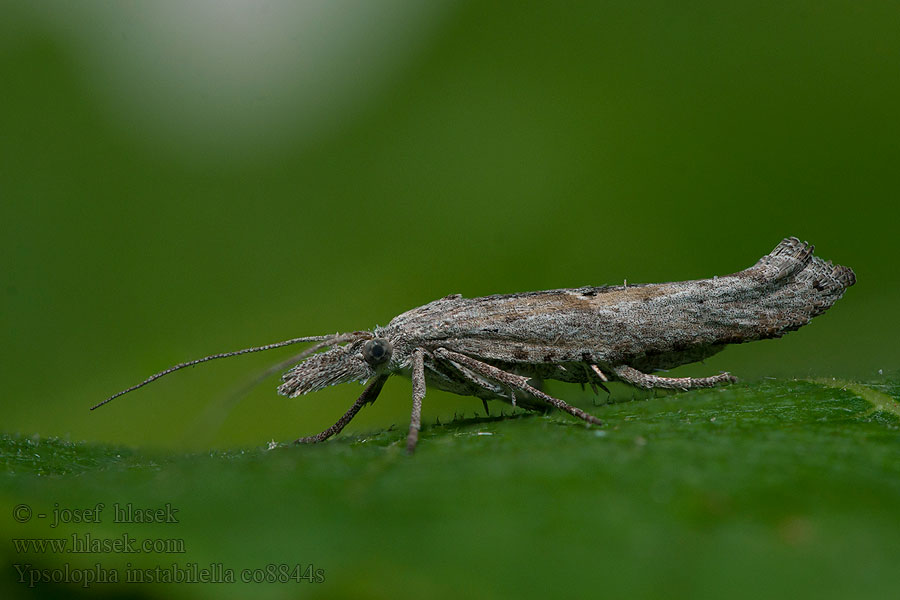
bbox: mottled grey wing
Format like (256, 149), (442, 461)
(382, 237), (854, 372)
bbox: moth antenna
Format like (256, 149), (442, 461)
(92, 332), (370, 410)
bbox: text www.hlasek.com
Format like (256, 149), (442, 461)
(13, 533), (185, 554)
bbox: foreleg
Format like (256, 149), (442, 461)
(295, 374), (388, 444)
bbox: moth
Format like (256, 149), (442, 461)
(95, 237), (854, 453)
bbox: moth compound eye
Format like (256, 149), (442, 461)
(363, 338), (393, 367)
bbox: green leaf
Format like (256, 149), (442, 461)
(3, 378), (899, 599)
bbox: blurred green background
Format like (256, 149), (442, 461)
(3, 0), (896, 450)
(3, 2), (900, 599)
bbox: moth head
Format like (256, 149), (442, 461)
(278, 335), (391, 398)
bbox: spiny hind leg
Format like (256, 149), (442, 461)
(295, 374), (388, 444)
(435, 349), (602, 426)
(612, 365), (737, 391)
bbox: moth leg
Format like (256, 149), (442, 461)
(440, 355), (505, 396)
(441, 353), (521, 408)
(588, 364), (611, 394)
(407, 348), (426, 454)
(435, 349), (602, 426)
(295, 374), (388, 444)
(422, 360), (499, 414)
(612, 365), (737, 391)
